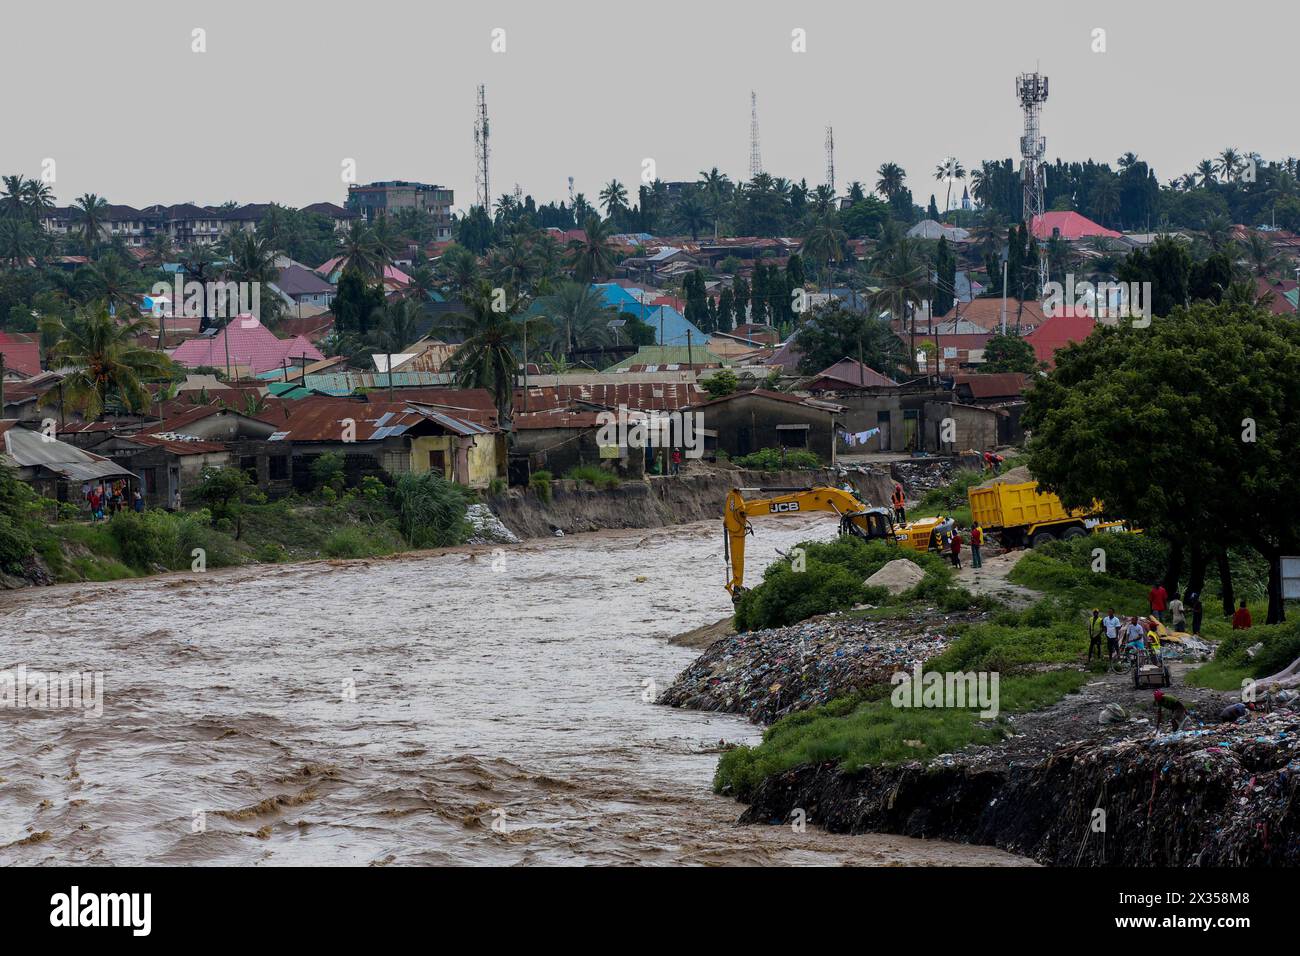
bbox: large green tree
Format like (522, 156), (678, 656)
(1022, 302), (1300, 623)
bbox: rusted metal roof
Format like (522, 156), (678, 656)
(515, 382), (705, 412)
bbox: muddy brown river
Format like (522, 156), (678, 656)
(0, 517), (1027, 865)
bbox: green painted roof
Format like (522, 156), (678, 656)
(604, 345), (729, 371)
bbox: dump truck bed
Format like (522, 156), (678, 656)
(967, 481), (1096, 530)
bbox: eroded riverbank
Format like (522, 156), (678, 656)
(0, 517), (1027, 866)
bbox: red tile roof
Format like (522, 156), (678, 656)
(0, 331), (42, 377)
(1024, 315), (1098, 368)
(1029, 211), (1122, 241)
(953, 372), (1029, 399)
(808, 358), (899, 390)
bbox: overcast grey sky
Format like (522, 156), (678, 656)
(3, 0), (1295, 212)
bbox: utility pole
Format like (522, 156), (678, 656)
(0, 351), (6, 414)
(1001, 260), (1009, 335)
(686, 329), (693, 368)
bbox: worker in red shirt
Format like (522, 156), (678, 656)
(1148, 582), (1168, 622)
(970, 522), (984, 569)
(1232, 600), (1252, 630)
(891, 482), (906, 523)
(949, 530), (963, 569)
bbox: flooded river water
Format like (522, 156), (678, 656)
(0, 517), (1027, 865)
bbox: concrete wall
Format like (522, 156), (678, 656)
(701, 395), (838, 461)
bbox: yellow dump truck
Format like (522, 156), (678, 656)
(967, 480), (1127, 549)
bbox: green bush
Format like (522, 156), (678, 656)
(1038, 532), (1169, 586)
(564, 464), (620, 489)
(323, 528), (378, 558)
(0, 513), (35, 574)
(732, 447), (821, 471)
(488, 477), (507, 496)
(311, 452), (346, 493)
(734, 560), (864, 631)
(256, 542), (288, 563)
(390, 471), (473, 548)
(529, 469), (553, 502)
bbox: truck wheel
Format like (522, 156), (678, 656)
(1061, 526), (1087, 541)
(1030, 530), (1057, 549)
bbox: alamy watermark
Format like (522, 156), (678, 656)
(1, 664), (104, 718)
(1042, 275), (1151, 327)
(890, 663), (1000, 718)
(149, 276), (261, 323)
(595, 406), (705, 457)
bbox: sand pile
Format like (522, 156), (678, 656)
(973, 465), (1032, 489)
(864, 558), (926, 594)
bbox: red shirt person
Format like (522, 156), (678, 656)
(1232, 602), (1252, 630)
(1148, 583), (1168, 621)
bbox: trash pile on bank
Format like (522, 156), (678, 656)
(659, 613), (963, 724)
(891, 459), (957, 495)
(740, 702), (1300, 865)
(465, 504), (521, 545)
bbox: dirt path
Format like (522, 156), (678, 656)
(950, 547), (1042, 609)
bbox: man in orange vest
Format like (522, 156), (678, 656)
(891, 482), (906, 523)
(970, 522), (984, 569)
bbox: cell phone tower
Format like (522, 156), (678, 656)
(749, 91), (762, 180)
(1016, 71), (1049, 296)
(474, 84), (491, 210)
(825, 125), (835, 193)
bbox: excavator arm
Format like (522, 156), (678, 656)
(723, 486), (906, 600)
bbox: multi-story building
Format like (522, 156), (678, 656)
(345, 181), (453, 240)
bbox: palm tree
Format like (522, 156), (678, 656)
(1089, 177), (1121, 228)
(49, 304), (173, 417)
(698, 167), (731, 238)
(0, 219), (33, 268)
(0, 175), (26, 219)
(536, 280), (616, 354)
(802, 215), (847, 294)
(490, 230), (540, 296)
(23, 179), (54, 225)
(74, 193), (109, 257)
(1203, 214), (1234, 252)
(1240, 230), (1280, 277)
(144, 233), (175, 269)
(1215, 148), (1242, 184)
(933, 157), (965, 218)
(1196, 159), (1217, 187)
(866, 238), (929, 374)
(80, 253), (141, 317)
(599, 179), (628, 218)
(810, 184), (837, 215)
(1117, 152), (1140, 170)
(336, 220), (380, 279)
(674, 188), (710, 241)
(567, 215), (615, 283)
(371, 298), (424, 400)
(225, 231), (281, 325)
(368, 215), (405, 286)
(875, 162), (907, 200)
(437, 243), (480, 297)
(178, 243), (222, 335)
(447, 282), (530, 428)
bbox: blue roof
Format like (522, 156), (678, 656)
(593, 283), (644, 313)
(644, 305), (705, 346)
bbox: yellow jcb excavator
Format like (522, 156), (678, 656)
(722, 486), (946, 600)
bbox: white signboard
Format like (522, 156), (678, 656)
(1282, 556), (1300, 600)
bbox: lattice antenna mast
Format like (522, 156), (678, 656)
(749, 91), (762, 179)
(474, 84), (491, 209)
(1016, 71), (1049, 296)
(825, 125), (835, 193)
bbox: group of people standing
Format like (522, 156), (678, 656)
(82, 480), (142, 521)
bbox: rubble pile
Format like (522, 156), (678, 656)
(659, 614), (964, 724)
(465, 504), (521, 545)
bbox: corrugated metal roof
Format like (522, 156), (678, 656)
(3, 427), (137, 481)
